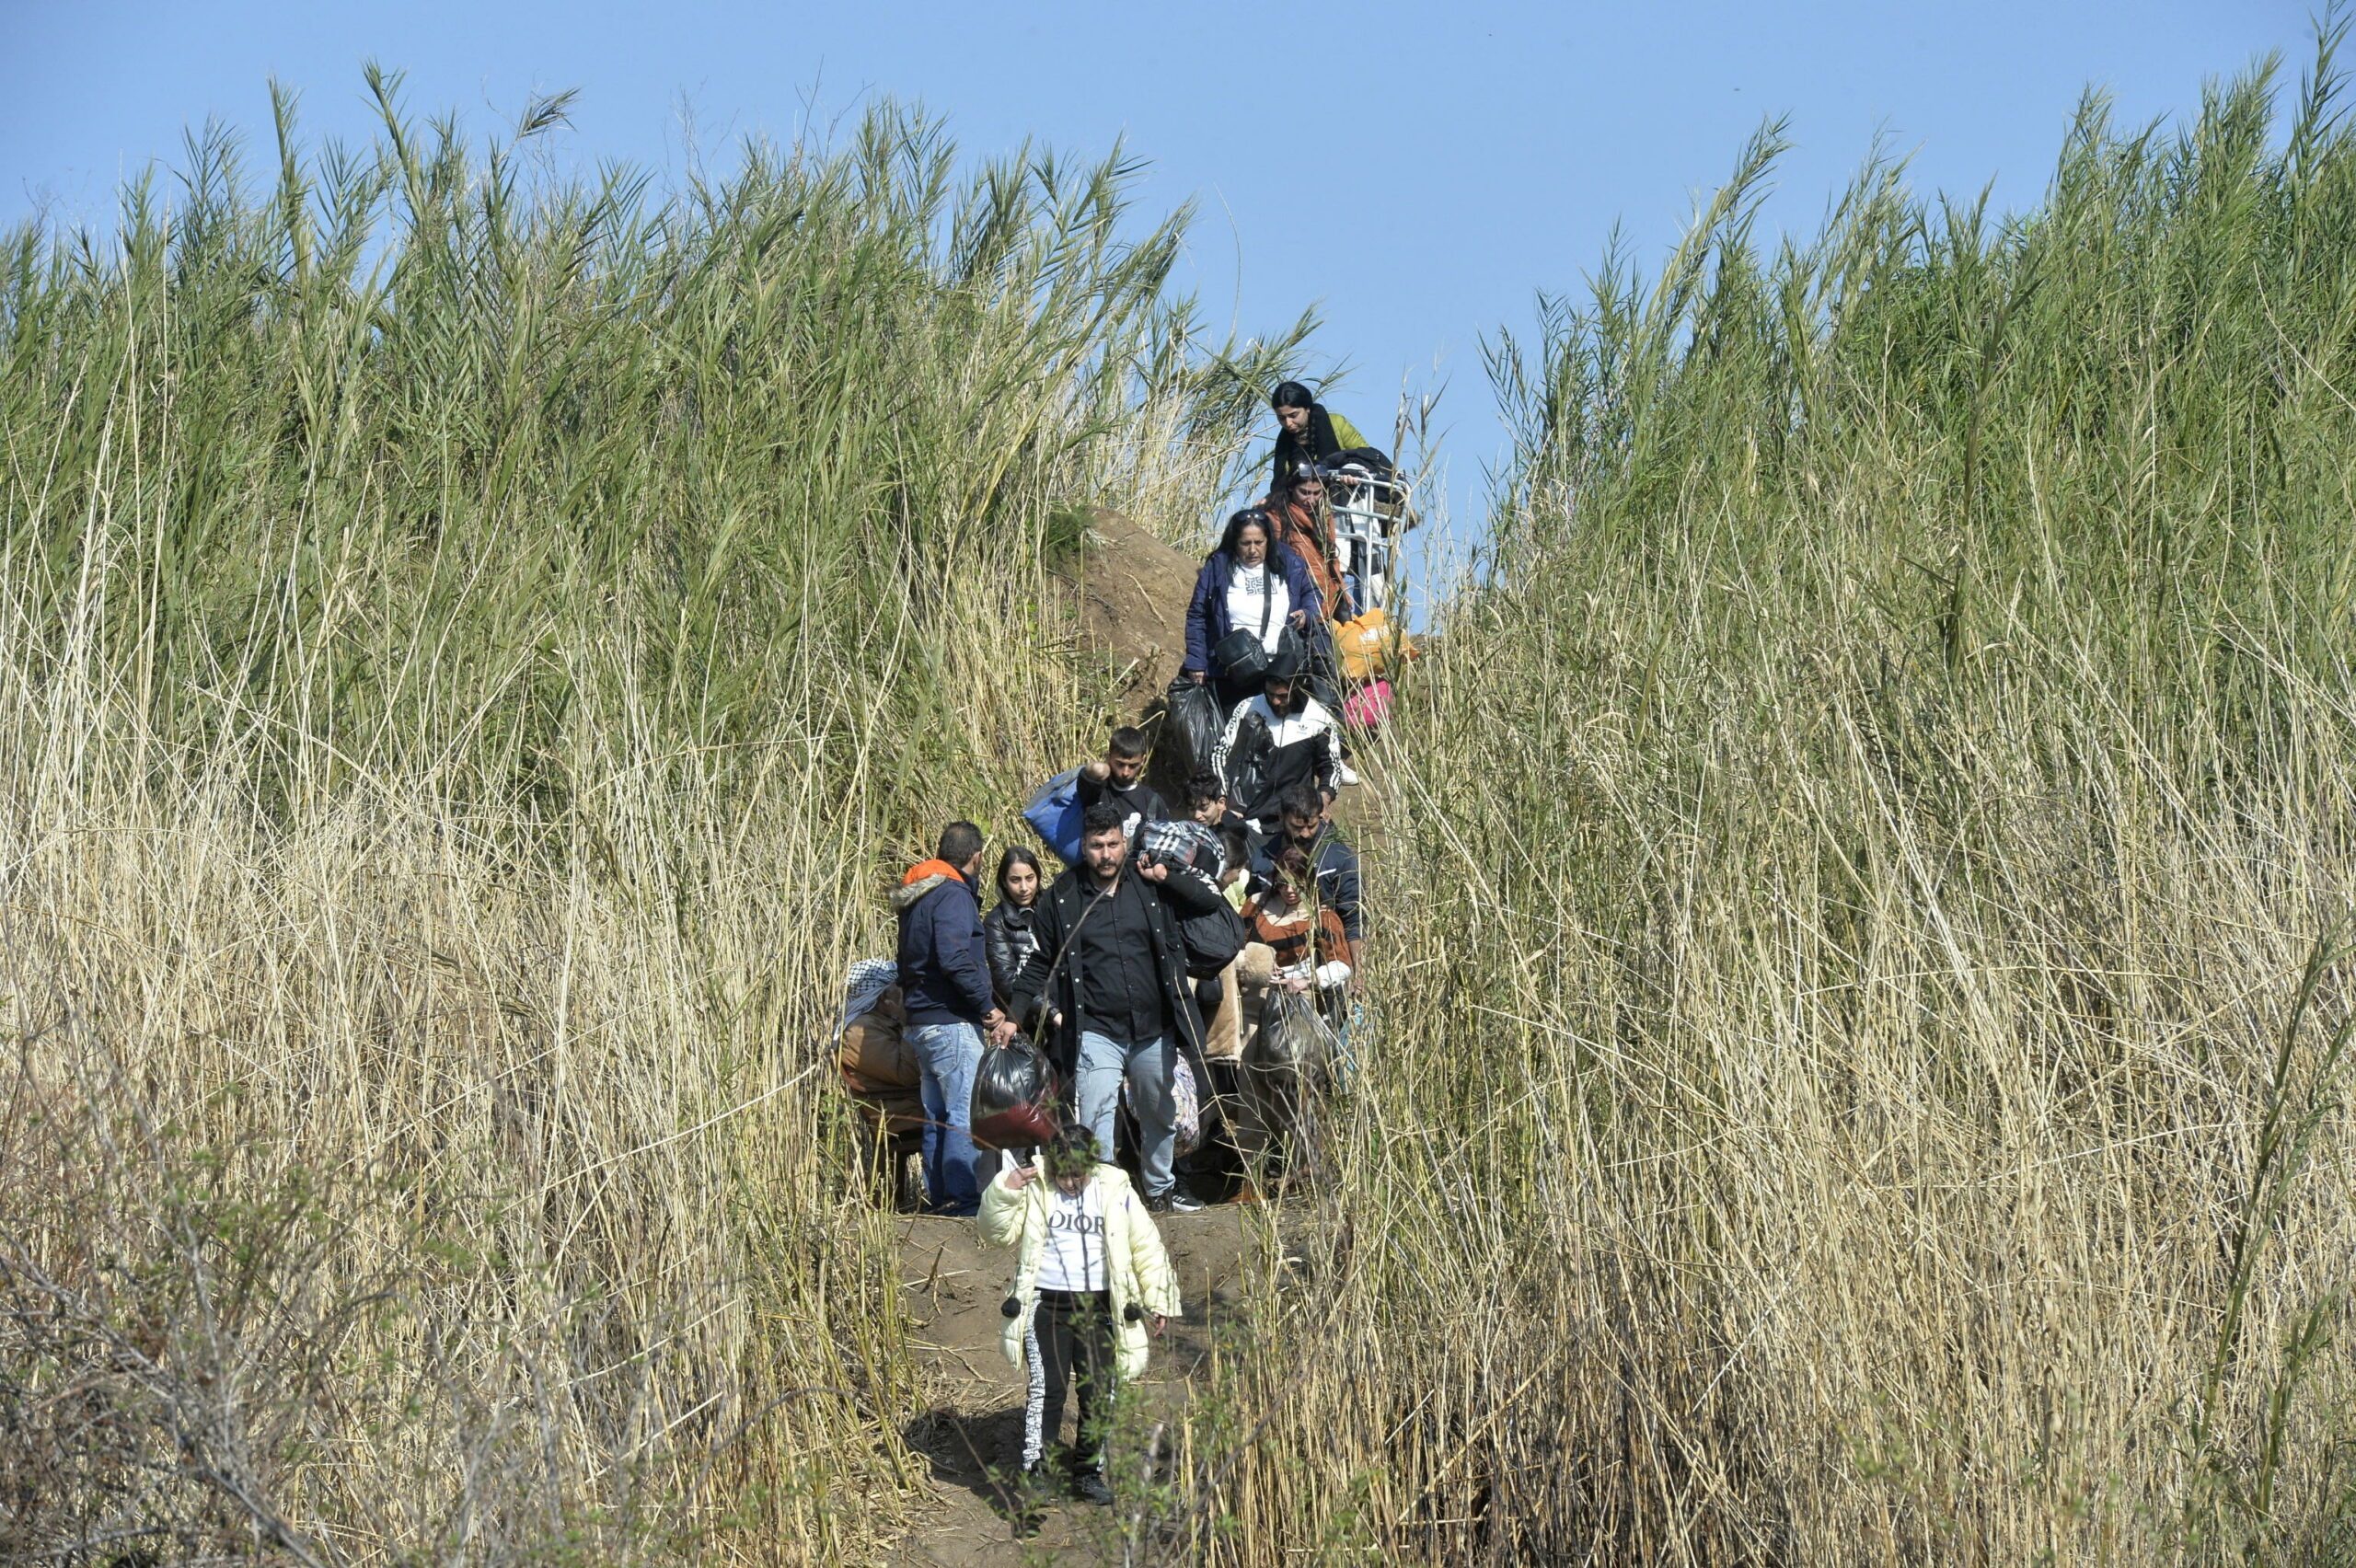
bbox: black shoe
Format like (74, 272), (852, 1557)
(1149, 1189), (1206, 1215)
(1073, 1470), (1115, 1506)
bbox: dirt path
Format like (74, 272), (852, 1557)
(883, 1203), (1270, 1566)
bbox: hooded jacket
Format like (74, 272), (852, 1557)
(1266, 403), (1369, 488)
(1183, 538), (1322, 678)
(980, 1162), (1180, 1379)
(1006, 863), (1218, 1079)
(892, 859), (994, 1028)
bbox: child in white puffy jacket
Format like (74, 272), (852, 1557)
(979, 1124), (1181, 1504)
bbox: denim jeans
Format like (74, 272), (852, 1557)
(1076, 1030), (1176, 1200)
(908, 1020), (986, 1214)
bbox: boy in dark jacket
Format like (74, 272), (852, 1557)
(1008, 803), (1222, 1213)
(894, 821), (1012, 1216)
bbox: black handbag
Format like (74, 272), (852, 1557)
(1215, 628), (1269, 686)
(1178, 901), (1251, 980)
(1214, 554), (1281, 685)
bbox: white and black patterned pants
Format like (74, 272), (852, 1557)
(1023, 1289), (1119, 1473)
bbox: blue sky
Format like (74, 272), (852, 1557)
(0, 0), (2320, 594)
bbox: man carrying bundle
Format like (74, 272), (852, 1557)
(1008, 802), (1218, 1214)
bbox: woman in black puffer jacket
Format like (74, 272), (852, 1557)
(984, 847), (1045, 1009)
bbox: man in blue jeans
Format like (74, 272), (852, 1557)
(894, 821), (1012, 1216)
(1007, 803), (1219, 1214)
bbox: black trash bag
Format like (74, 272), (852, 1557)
(971, 1037), (1060, 1151)
(1161, 674), (1225, 782)
(1255, 990), (1339, 1073)
(1242, 992), (1338, 1182)
(1222, 708), (1273, 820)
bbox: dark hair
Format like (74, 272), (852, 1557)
(1108, 725), (1149, 761)
(1184, 771), (1223, 813)
(1276, 845), (1312, 880)
(1270, 380), (1314, 411)
(1217, 507), (1275, 560)
(1042, 1124), (1100, 1180)
(1286, 460), (1323, 492)
(938, 821), (985, 867)
(1279, 784), (1324, 824)
(995, 845), (1043, 901)
(1080, 801), (1129, 840)
(1219, 827), (1248, 869)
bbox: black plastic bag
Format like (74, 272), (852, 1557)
(1179, 901), (1250, 980)
(1254, 990), (1339, 1073)
(1161, 674), (1225, 782)
(1222, 709), (1272, 820)
(971, 1037), (1060, 1151)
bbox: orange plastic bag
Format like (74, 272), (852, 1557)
(1329, 608), (1415, 681)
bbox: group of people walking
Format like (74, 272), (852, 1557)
(884, 383), (1380, 1516)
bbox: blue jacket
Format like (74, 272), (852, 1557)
(892, 861), (995, 1028)
(1183, 543), (1323, 676)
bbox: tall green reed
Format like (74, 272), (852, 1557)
(1143, 21), (2356, 1565)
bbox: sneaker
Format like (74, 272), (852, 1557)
(1150, 1190), (1207, 1215)
(1337, 761), (1361, 787)
(1073, 1470), (1115, 1506)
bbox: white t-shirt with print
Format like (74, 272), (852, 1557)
(1035, 1180), (1108, 1292)
(1224, 562), (1290, 655)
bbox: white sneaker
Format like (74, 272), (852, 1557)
(1337, 762), (1361, 787)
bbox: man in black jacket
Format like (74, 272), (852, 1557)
(1009, 802), (1218, 1213)
(893, 820), (1012, 1216)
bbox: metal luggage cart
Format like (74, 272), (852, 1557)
(1321, 464), (1415, 617)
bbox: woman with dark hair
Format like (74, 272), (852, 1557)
(985, 846), (1045, 1008)
(1266, 460), (1354, 622)
(1265, 380), (1369, 490)
(1181, 508), (1322, 709)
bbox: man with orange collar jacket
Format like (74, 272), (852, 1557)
(893, 821), (1013, 1216)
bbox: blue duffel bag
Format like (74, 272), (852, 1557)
(1022, 767), (1085, 865)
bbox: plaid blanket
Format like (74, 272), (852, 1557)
(1140, 817), (1224, 878)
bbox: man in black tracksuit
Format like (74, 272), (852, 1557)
(1010, 801), (1219, 1213)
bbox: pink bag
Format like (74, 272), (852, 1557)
(1342, 679), (1392, 729)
